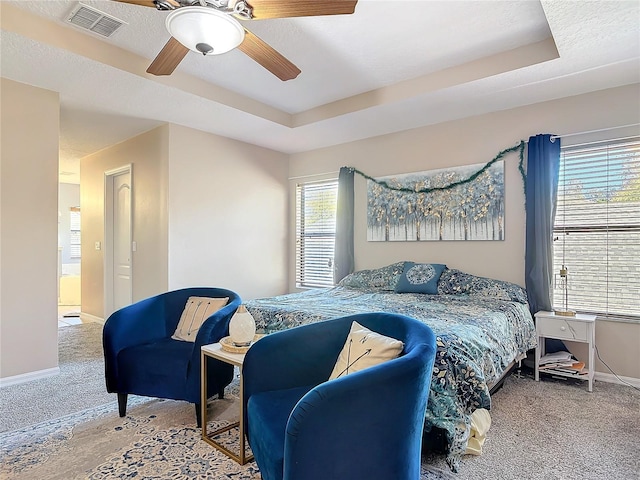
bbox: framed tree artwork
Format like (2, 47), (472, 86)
(367, 161), (505, 241)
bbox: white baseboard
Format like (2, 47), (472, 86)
(80, 312), (105, 325)
(0, 367), (60, 388)
(595, 371), (640, 389)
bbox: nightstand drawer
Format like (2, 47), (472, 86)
(537, 317), (588, 341)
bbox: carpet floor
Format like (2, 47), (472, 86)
(1, 324), (638, 479)
(0, 323), (114, 433)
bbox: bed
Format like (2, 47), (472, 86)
(244, 262), (537, 471)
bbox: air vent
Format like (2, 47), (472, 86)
(66, 3), (126, 38)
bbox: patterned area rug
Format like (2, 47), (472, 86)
(0, 393), (262, 480)
(0, 388), (453, 480)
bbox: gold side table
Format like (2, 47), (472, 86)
(201, 343), (253, 464)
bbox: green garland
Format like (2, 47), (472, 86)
(346, 141), (526, 194)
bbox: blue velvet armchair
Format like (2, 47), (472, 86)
(103, 287), (241, 427)
(243, 312), (437, 480)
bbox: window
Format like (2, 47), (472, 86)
(295, 180), (338, 288)
(553, 138), (640, 320)
(69, 207), (81, 259)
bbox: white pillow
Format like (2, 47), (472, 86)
(172, 296), (229, 342)
(329, 321), (404, 380)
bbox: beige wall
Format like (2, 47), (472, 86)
(81, 123), (289, 318)
(568, 320), (640, 379)
(290, 84), (640, 287)
(289, 84), (640, 380)
(167, 124), (289, 300)
(1, 79), (59, 379)
(81, 125), (169, 320)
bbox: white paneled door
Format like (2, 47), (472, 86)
(113, 171), (132, 310)
(105, 165), (132, 318)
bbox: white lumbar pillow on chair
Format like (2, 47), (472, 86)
(172, 296), (229, 342)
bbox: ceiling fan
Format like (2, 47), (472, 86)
(114, 0), (358, 81)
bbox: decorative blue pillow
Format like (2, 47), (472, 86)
(437, 268), (529, 304)
(338, 262), (406, 291)
(395, 262), (447, 294)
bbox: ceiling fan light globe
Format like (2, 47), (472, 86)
(166, 6), (245, 56)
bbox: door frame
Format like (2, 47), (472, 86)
(104, 164), (133, 319)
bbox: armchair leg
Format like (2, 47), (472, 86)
(195, 403), (202, 429)
(117, 393), (128, 417)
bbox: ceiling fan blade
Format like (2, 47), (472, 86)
(238, 29), (301, 81)
(146, 37), (189, 76)
(246, 0), (357, 19)
(112, 0), (181, 8)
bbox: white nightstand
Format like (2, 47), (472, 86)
(534, 311), (596, 392)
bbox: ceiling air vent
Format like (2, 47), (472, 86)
(66, 3), (126, 38)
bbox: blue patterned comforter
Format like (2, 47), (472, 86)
(245, 267), (536, 471)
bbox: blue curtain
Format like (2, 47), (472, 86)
(334, 167), (355, 283)
(525, 134), (561, 315)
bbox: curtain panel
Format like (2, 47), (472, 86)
(334, 167), (355, 283)
(525, 134), (561, 315)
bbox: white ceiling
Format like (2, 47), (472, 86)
(1, 0), (639, 184)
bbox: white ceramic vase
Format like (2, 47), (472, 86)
(229, 305), (256, 347)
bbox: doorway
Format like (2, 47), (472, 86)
(58, 183), (82, 327)
(104, 165), (133, 319)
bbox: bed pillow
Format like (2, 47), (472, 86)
(437, 268), (528, 304)
(329, 321), (404, 380)
(337, 262), (406, 291)
(395, 262), (447, 294)
(172, 296), (229, 342)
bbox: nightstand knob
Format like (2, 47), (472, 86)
(560, 326), (566, 331)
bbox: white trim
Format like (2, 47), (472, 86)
(288, 170), (339, 181)
(594, 315), (640, 325)
(594, 371), (640, 389)
(0, 367), (60, 388)
(104, 164), (133, 177)
(80, 311), (105, 325)
(550, 123), (640, 141)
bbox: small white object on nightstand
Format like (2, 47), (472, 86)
(534, 311), (596, 392)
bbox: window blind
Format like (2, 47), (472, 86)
(295, 180), (338, 288)
(70, 207), (81, 259)
(553, 138), (640, 320)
